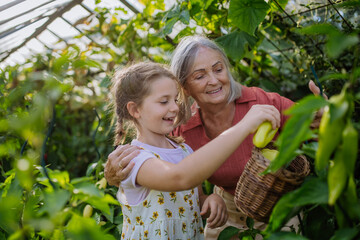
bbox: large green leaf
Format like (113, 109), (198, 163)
(326, 33), (359, 58)
(38, 189), (71, 218)
(215, 31), (257, 61)
(264, 113), (313, 174)
(264, 95), (326, 173)
(266, 177), (329, 233)
(228, 0), (270, 36)
(66, 214), (116, 240)
(218, 226), (239, 239)
(284, 95), (328, 115)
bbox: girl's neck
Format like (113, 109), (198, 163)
(137, 134), (175, 149)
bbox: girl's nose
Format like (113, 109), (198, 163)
(170, 100), (179, 112)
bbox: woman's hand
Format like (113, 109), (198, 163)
(308, 80), (328, 100)
(200, 193), (229, 229)
(104, 144), (140, 186)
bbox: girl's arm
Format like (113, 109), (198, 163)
(136, 104), (280, 191)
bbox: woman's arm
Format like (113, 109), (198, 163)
(136, 104), (280, 191)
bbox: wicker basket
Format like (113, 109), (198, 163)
(234, 143), (310, 222)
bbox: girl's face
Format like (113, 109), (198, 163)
(184, 46), (231, 106)
(135, 76), (179, 141)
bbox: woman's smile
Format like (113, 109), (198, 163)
(206, 87), (222, 95)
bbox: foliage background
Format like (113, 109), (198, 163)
(1, 0), (360, 239)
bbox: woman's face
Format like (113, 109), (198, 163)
(184, 46), (231, 106)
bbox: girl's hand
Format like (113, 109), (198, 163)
(200, 193), (228, 229)
(104, 144), (140, 186)
(241, 104), (281, 134)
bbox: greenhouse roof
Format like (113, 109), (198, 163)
(0, 0), (143, 68)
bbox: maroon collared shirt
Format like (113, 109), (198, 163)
(172, 86), (294, 195)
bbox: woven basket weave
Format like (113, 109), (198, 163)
(234, 143), (310, 222)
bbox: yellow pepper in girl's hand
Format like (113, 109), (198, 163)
(253, 121), (278, 148)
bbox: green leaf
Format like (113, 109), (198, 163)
(38, 189), (71, 217)
(66, 214), (116, 240)
(300, 141), (318, 159)
(179, 9), (190, 24)
(269, 0), (289, 12)
(295, 24), (359, 58)
(161, 17), (178, 36)
(228, 0), (270, 36)
(264, 111), (314, 174)
(215, 31), (257, 61)
(296, 23), (338, 36)
(86, 194), (119, 215)
(0, 194), (22, 233)
(266, 177), (328, 232)
(218, 226), (239, 239)
(266, 232), (309, 240)
(319, 73), (348, 82)
(326, 33), (359, 58)
(285, 95), (328, 115)
(73, 182), (102, 197)
(330, 228), (359, 240)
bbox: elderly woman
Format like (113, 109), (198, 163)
(105, 35), (323, 239)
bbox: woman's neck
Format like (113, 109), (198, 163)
(197, 101), (236, 139)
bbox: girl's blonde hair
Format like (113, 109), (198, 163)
(111, 62), (190, 145)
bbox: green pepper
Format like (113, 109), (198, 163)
(253, 121), (278, 148)
(327, 149), (347, 206)
(334, 202), (350, 228)
(342, 119), (358, 176)
(339, 175), (360, 221)
(315, 90), (349, 173)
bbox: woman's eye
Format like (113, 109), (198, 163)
(160, 101), (168, 104)
(195, 75), (204, 80)
(215, 68), (222, 73)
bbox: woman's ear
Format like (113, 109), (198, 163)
(127, 101), (140, 119)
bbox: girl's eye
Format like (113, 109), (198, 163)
(160, 101), (168, 104)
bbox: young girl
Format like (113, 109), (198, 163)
(110, 62), (280, 239)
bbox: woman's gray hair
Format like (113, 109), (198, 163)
(170, 35), (242, 103)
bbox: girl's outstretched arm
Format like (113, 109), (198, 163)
(136, 104), (280, 191)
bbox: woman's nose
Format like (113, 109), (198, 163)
(207, 72), (218, 84)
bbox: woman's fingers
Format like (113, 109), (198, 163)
(105, 144), (140, 186)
